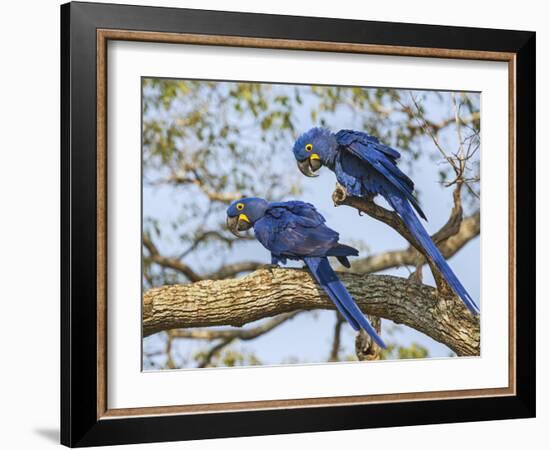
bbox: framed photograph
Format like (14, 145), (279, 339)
(61, 1), (535, 447)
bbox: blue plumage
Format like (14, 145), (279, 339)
(226, 198), (386, 348)
(304, 257), (385, 348)
(292, 128), (480, 315)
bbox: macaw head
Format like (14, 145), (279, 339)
(226, 197), (269, 237)
(292, 127), (338, 177)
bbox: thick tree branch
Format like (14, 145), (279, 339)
(143, 268), (479, 356)
(332, 184), (449, 291)
(169, 311), (300, 340)
(332, 182), (476, 296)
(332, 184), (418, 252)
(350, 211), (480, 274)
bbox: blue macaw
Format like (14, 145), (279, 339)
(226, 197), (386, 348)
(292, 128), (479, 315)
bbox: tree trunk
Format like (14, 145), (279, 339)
(143, 268), (479, 356)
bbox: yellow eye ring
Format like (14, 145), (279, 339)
(236, 203), (244, 211)
(305, 143), (313, 152)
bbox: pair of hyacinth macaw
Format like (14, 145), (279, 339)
(226, 128), (480, 348)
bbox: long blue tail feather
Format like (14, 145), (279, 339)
(304, 257), (360, 331)
(304, 257), (387, 348)
(387, 193), (480, 315)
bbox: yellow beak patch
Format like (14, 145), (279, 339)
(239, 213), (250, 223)
(310, 153), (321, 161)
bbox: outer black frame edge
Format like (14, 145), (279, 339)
(60, 2), (536, 447)
(60, 2), (71, 447)
(514, 32), (536, 417)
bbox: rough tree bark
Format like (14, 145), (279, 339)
(332, 183), (472, 294)
(143, 268), (480, 356)
(350, 211), (480, 274)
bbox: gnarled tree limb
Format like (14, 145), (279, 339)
(169, 311), (300, 341)
(332, 183), (471, 294)
(143, 268), (480, 356)
(350, 211), (480, 274)
(355, 318), (383, 361)
(168, 311), (300, 368)
(143, 234), (202, 282)
(328, 313), (345, 362)
(143, 233), (263, 282)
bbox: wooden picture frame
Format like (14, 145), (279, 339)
(61, 1), (535, 446)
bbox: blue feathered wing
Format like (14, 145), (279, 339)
(253, 201), (386, 346)
(335, 130), (479, 315)
(336, 129), (426, 219)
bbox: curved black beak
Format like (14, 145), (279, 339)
(226, 214), (252, 237)
(297, 156), (322, 177)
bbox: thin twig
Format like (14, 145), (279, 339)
(189, 312), (300, 368)
(328, 312), (345, 362)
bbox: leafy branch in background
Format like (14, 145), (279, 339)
(142, 80), (480, 369)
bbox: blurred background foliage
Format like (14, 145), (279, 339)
(142, 78), (480, 370)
